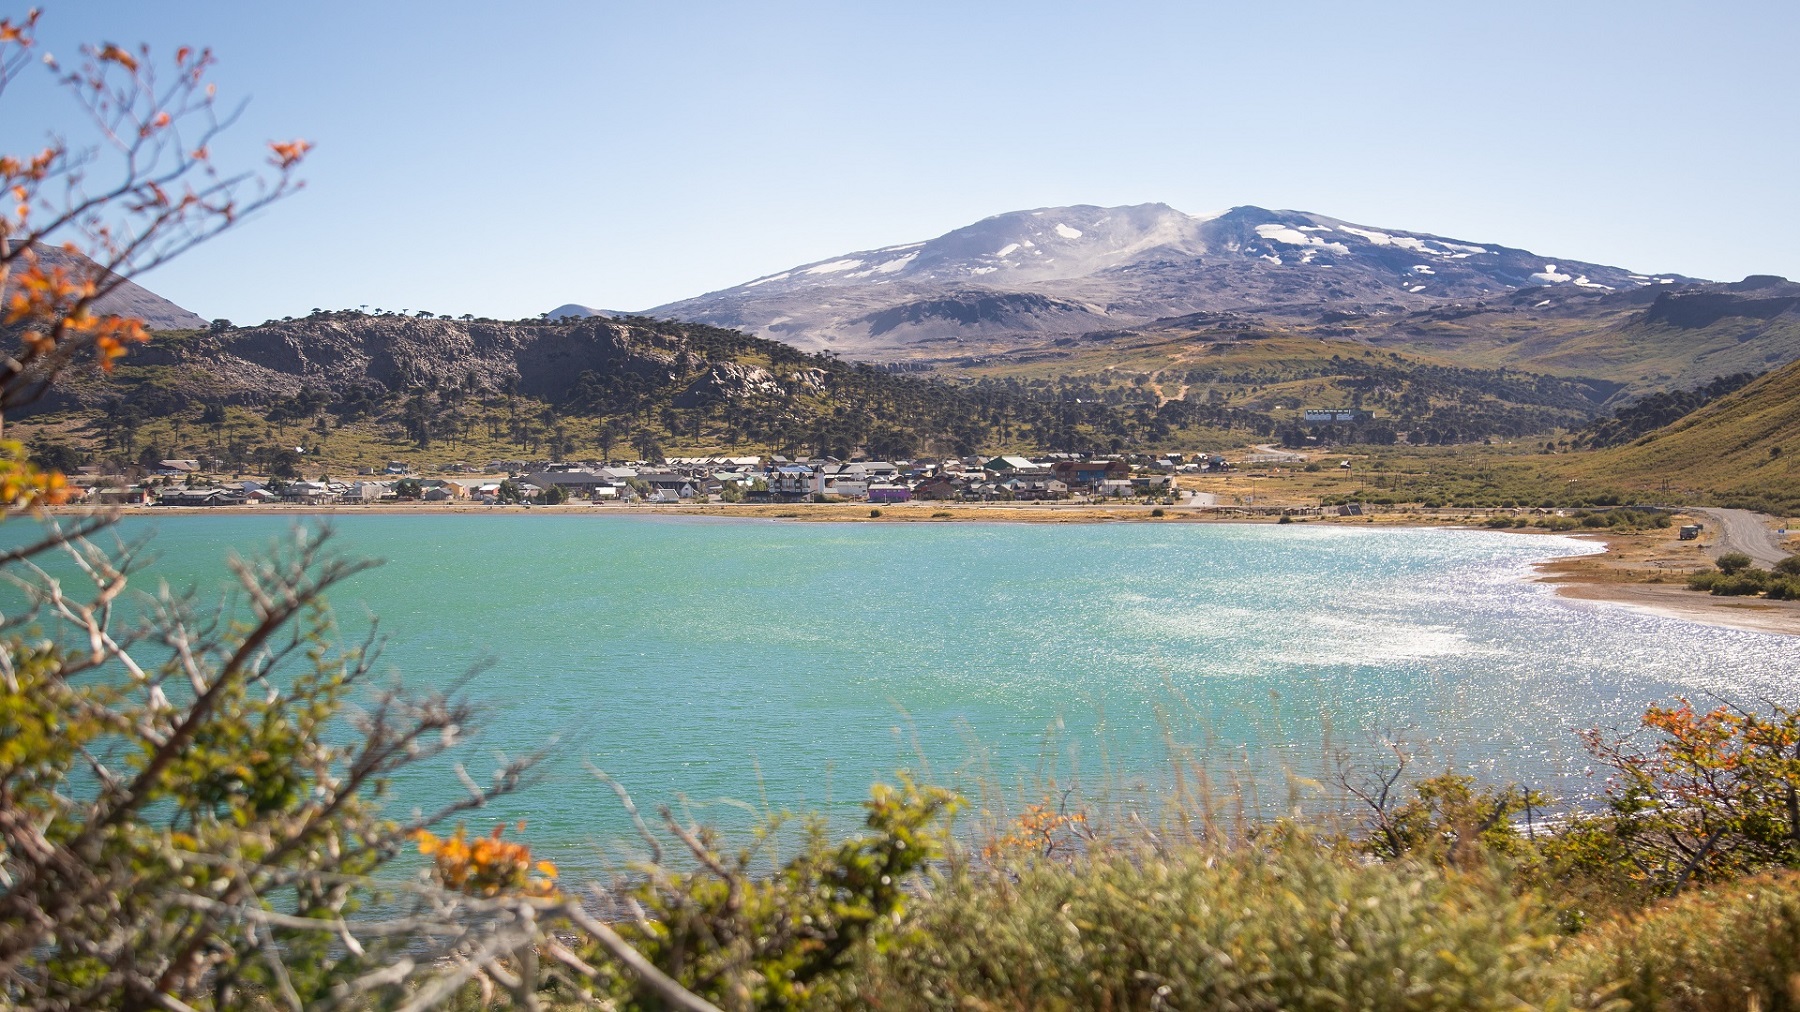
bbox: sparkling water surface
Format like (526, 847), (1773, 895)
(15, 514), (1795, 872)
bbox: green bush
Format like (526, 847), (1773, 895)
(1765, 577), (1800, 601)
(1711, 571), (1770, 596)
(849, 834), (1565, 1011)
(1717, 552), (1754, 575)
(1775, 555), (1800, 577)
(589, 778), (959, 1009)
(1687, 570), (1723, 592)
(1550, 871), (1800, 1012)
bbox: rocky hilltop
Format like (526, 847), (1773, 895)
(37, 312), (838, 414)
(631, 203), (1702, 357)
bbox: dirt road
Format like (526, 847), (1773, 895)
(1691, 508), (1791, 568)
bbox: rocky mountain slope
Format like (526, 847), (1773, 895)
(61, 314), (750, 408)
(4, 243), (207, 330)
(632, 203), (1702, 357)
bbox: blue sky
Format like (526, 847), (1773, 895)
(6, 2), (1797, 323)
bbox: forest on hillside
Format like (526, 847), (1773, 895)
(20, 313), (1652, 471)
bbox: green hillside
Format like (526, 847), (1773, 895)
(1568, 355), (1800, 512)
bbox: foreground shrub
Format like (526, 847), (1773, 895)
(1577, 700), (1800, 892)
(1550, 870), (1800, 1011)
(847, 834), (1565, 1011)
(582, 777), (960, 1010)
(1348, 769), (1548, 865)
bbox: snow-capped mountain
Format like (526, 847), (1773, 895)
(618, 204), (1701, 356)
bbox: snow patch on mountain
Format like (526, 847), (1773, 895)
(805, 259), (864, 275)
(1339, 226), (1488, 259)
(1257, 223), (1350, 254)
(1054, 223), (1084, 239)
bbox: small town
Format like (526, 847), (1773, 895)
(81, 451), (1236, 508)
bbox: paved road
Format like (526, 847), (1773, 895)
(1690, 508), (1792, 568)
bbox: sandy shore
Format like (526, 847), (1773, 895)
(1532, 528), (1800, 637)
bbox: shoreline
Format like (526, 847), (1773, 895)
(44, 501), (1800, 637)
(1530, 529), (1800, 637)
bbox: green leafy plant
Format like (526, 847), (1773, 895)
(583, 776), (960, 1010)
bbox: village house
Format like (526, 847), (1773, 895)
(156, 486), (245, 506)
(770, 464), (813, 498)
(282, 481), (340, 505)
(91, 485), (153, 506)
(984, 455), (1050, 478)
(526, 470), (613, 495)
(911, 477), (960, 500)
(997, 477), (1070, 500)
(1051, 459), (1129, 490)
(641, 474), (699, 500)
(1132, 474), (1174, 493)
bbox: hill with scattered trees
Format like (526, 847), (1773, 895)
(1567, 354), (1800, 513)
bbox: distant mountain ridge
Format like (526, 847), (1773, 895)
(605, 203), (1702, 357)
(4, 243), (207, 331)
(545, 303), (631, 321)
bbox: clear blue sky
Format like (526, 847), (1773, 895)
(7, 2), (1797, 323)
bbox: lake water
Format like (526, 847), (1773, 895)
(11, 514), (1797, 872)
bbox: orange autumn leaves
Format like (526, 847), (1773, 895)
(4, 254), (150, 371)
(985, 802), (1089, 860)
(414, 822), (560, 899)
(0, 439), (69, 509)
(1639, 700), (1800, 785)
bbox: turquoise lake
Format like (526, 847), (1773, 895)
(12, 515), (1797, 873)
